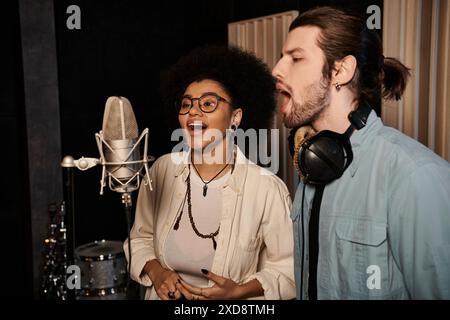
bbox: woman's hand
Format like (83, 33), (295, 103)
(176, 269), (246, 300)
(143, 259), (182, 300)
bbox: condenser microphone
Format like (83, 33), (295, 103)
(102, 96), (140, 186)
(94, 96), (154, 195)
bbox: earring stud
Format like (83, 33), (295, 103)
(334, 83), (341, 91)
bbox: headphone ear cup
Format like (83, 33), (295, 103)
(292, 126), (317, 179)
(298, 131), (353, 184)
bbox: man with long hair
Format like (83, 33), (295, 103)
(273, 6), (450, 299)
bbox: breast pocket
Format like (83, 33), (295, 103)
(228, 236), (262, 282)
(336, 219), (387, 246)
(328, 219), (390, 298)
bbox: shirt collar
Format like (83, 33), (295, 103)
(348, 110), (383, 176)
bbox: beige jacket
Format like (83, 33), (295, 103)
(124, 148), (295, 300)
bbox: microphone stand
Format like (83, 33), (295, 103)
(121, 193), (134, 299)
(63, 128), (154, 300)
(60, 156), (77, 301)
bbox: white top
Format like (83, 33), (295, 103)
(164, 168), (231, 287)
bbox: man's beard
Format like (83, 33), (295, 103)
(283, 77), (331, 128)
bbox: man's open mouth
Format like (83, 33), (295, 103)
(276, 84), (292, 113)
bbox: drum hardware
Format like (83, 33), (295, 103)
(77, 286), (127, 300)
(40, 202), (68, 300)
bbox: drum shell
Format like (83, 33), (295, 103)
(75, 240), (127, 292)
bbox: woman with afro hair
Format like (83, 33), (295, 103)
(124, 45), (295, 300)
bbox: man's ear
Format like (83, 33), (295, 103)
(331, 55), (357, 87)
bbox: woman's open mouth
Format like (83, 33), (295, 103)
(187, 120), (208, 135)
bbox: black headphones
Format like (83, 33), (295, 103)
(297, 101), (372, 185)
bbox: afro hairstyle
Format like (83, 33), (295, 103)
(160, 45), (276, 130)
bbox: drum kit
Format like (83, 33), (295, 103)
(75, 240), (128, 300)
(40, 204), (132, 300)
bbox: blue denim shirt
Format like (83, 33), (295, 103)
(292, 111), (450, 299)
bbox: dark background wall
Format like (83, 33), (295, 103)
(3, 0), (382, 299)
(0, 0), (32, 299)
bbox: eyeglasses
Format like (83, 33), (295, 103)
(176, 92), (231, 115)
